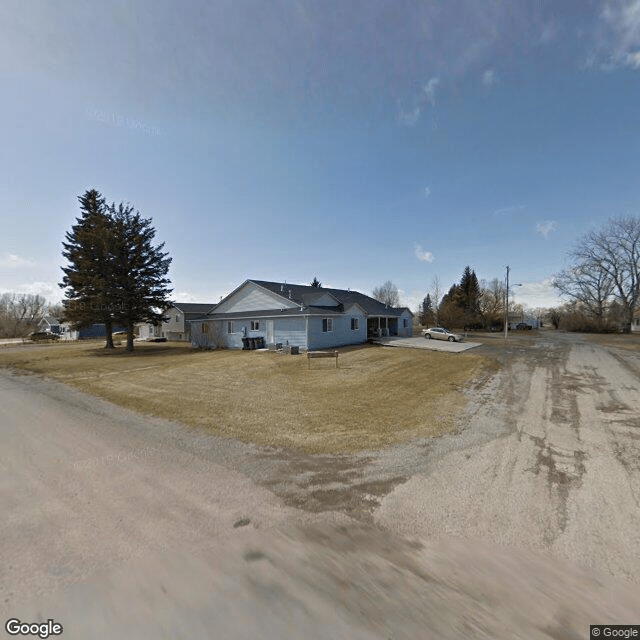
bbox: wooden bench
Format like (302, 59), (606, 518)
(307, 350), (339, 369)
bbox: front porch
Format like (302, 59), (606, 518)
(367, 316), (399, 339)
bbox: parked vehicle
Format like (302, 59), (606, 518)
(515, 323), (532, 330)
(422, 327), (464, 342)
(29, 331), (60, 341)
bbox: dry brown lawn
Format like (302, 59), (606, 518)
(582, 332), (640, 352)
(0, 341), (495, 453)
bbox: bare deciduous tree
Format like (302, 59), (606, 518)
(556, 216), (640, 330)
(372, 280), (400, 307)
(478, 278), (506, 327)
(0, 293), (47, 337)
(431, 275), (441, 325)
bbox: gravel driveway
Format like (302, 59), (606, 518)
(2, 331), (640, 639)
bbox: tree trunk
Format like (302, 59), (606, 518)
(104, 319), (115, 349)
(126, 323), (134, 352)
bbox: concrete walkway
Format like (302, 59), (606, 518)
(377, 336), (481, 352)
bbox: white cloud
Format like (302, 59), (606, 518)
(538, 19), (560, 45)
(424, 186), (431, 198)
(398, 76), (439, 126)
(536, 220), (558, 238)
(398, 289), (422, 313)
(0, 281), (62, 303)
(625, 50), (640, 66)
(0, 253), (35, 268)
(493, 204), (525, 216)
(423, 77), (440, 106)
(516, 279), (563, 309)
(414, 244), (435, 263)
(398, 105), (421, 126)
(482, 68), (497, 87)
(599, 0), (640, 69)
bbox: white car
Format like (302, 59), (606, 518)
(422, 327), (463, 342)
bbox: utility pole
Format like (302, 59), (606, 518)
(504, 265), (510, 340)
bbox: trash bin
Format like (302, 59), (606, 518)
(241, 337), (249, 350)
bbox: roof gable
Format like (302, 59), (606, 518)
(215, 281), (299, 314)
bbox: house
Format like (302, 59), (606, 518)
(38, 316), (62, 335)
(507, 312), (540, 330)
(190, 279), (413, 350)
(632, 312), (640, 333)
(138, 303), (218, 341)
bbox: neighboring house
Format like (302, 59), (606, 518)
(57, 323), (126, 340)
(138, 303), (218, 341)
(38, 316), (62, 335)
(190, 279), (413, 350)
(507, 312), (540, 330)
(632, 312), (640, 333)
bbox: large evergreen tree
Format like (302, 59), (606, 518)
(460, 266), (481, 316)
(420, 294), (434, 326)
(61, 189), (173, 352)
(109, 202), (173, 351)
(60, 189), (119, 348)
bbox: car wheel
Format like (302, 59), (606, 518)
(425, 334), (431, 339)
(448, 336), (455, 342)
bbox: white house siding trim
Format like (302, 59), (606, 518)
(215, 282), (298, 314)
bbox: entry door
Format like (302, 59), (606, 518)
(266, 320), (274, 344)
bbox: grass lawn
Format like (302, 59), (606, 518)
(0, 341), (496, 453)
(581, 332), (640, 352)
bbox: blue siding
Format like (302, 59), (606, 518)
(398, 311), (413, 337)
(272, 317), (307, 348)
(307, 312), (367, 350)
(190, 316), (308, 349)
(78, 324), (126, 338)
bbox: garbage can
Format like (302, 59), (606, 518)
(241, 337), (249, 350)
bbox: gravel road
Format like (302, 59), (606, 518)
(2, 331), (639, 639)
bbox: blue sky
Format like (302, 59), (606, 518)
(2, 0), (640, 312)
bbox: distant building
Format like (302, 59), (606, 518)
(138, 303), (218, 341)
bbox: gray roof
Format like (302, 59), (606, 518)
(188, 280), (413, 324)
(249, 280), (412, 317)
(200, 307), (348, 320)
(41, 316), (60, 325)
(170, 303), (217, 318)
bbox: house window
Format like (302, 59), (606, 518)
(202, 323), (209, 334)
(322, 318), (333, 332)
(176, 315), (180, 323)
(403, 319), (408, 328)
(250, 320), (260, 331)
(351, 318), (359, 331)
(227, 321), (235, 334)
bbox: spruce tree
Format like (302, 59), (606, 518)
(60, 189), (118, 348)
(109, 202), (173, 351)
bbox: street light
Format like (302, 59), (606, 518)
(503, 265), (523, 339)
